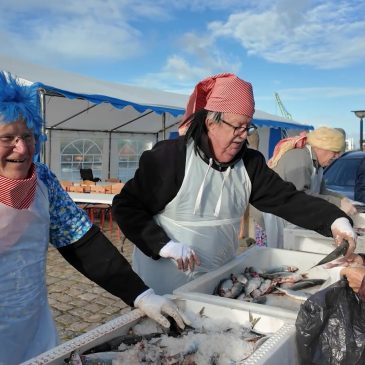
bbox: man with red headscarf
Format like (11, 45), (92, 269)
(113, 73), (356, 295)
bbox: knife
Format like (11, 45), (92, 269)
(309, 240), (350, 269)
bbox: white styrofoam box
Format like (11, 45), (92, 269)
(21, 296), (297, 365)
(173, 246), (328, 321)
(283, 226), (365, 254)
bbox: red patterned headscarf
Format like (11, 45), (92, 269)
(179, 73), (255, 135)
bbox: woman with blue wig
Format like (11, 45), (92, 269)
(0, 71), (186, 364)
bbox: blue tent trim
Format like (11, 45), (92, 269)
(35, 82), (313, 131)
(253, 118), (314, 131)
(35, 82), (185, 118)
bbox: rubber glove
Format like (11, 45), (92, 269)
(331, 217), (357, 258)
(159, 240), (200, 271)
(340, 198), (358, 216)
(134, 289), (188, 329)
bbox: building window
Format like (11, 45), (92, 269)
(60, 139), (102, 181)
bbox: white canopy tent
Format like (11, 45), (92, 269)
(1, 55), (313, 181)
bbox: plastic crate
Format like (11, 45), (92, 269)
(173, 246), (328, 321)
(21, 296), (297, 365)
(283, 226), (365, 254)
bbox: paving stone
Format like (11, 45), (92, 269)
(47, 222), (136, 343)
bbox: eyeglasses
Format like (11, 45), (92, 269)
(220, 119), (257, 136)
(0, 133), (36, 147)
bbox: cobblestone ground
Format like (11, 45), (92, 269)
(46, 220), (134, 342)
(46, 219), (250, 343)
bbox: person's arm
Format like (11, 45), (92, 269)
(112, 138), (186, 259)
(58, 225), (148, 306)
(39, 163), (186, 328)
(355, 159), (365, 204)
(244, 149), (350, 237)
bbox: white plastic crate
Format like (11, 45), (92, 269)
(174, 246), (329, 321)
(21, 296), (297, 365)
(283, 226), (365, 254)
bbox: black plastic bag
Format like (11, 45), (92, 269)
(296, 278), (365, 365)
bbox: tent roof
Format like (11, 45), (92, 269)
(1, 54), (313, 133)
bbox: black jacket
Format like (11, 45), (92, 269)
(112, 136), (350, 260)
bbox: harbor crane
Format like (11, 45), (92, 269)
(274, 92), (293, 120)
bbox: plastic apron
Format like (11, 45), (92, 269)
(132, 142), (251, 295)
(0, 180), (58, 365)
(264, 145), (321, 248)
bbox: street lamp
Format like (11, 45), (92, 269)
(352, 110), (365, 150)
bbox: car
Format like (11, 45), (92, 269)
(323, 150), (365, 200)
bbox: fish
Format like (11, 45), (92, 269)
(261, 265), (298, 275)
(245, 276), (262, 296)
(274, 287), (311, 301)
(260, 271), (305, 283)
(281, 278), (326, 291)
(310, 240), (349, 269)
(68, 351), (83, 365)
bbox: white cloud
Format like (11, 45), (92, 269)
(208, 0), (365, 69)
(0, 0), (172, 64)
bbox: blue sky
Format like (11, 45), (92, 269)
(1, 0), (365, 147)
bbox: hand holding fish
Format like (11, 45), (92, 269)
(330, 217), (357, 258)
(134, 288), (189, 329)
(322, 253), (364, 269)
(159, 240), (201, 271)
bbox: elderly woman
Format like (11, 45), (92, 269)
(112, 73), (356, 295)
(263, 127), (357, 247)
(0, 72), (185, 365)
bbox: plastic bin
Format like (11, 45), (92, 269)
(21, 296), (297, 365)
(283, 226), (365, 254)
(173, 246), (328, 321)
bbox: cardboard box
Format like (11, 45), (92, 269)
(21, 297), (297, 365)
(174, 246), (329, 321)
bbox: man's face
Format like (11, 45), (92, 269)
(206, 112), (252, 163)
(0, 119), (35, 179)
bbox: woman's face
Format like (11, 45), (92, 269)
(206, 112), (252, 163)
(0, 119), (35, 179)
(315, 147), (341, 167)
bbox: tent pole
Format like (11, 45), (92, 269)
(108, 132), (112, 179)
(162, 112), (166, 140)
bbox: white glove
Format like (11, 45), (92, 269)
(134, 289), (187, 329)
(159, 240), (200, 271)
(331, 217), (357, 257)
(340, 198), (357, 216)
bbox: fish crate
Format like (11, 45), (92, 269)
(283, 226), (365, 254)
(173, 246), (329, 321)
(21, 296), (297, 365)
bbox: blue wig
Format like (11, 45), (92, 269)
(0, 71), (45, 156)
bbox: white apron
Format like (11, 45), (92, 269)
(132, 142), (251, 294)
(264, 145), (321, 248)
(0, 180), (58, 365)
